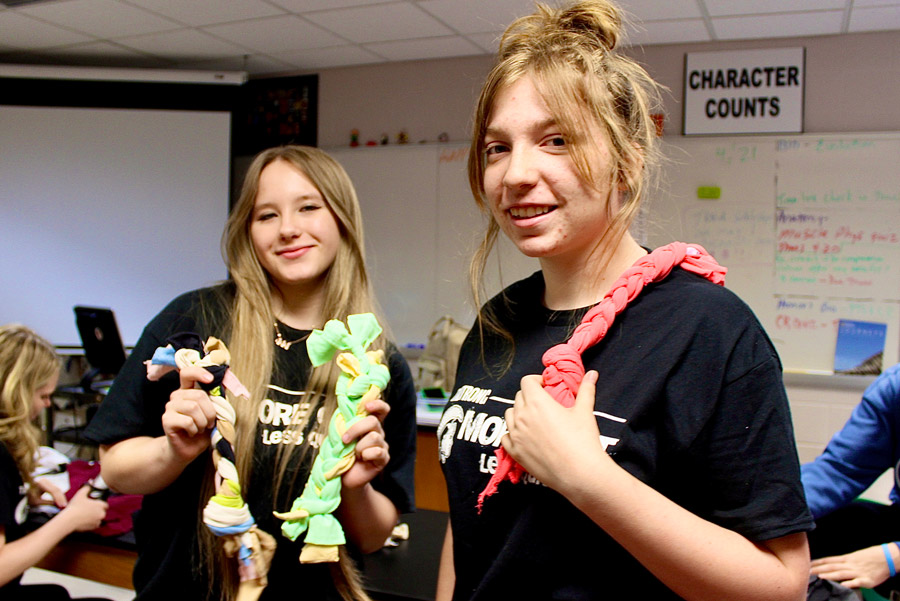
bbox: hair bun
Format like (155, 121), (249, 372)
(498, 1), (624, 59)
(556, 1), (623, 52)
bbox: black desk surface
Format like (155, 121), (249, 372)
(363, 509), (447, 601)
(30, 505), (447, 601)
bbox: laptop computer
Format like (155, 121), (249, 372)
(73, 306), (127, 391)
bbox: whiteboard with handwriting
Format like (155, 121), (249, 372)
(647, 134), (900, 374)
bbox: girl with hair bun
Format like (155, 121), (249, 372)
(86, 146), (416, 601)
(0, 324), (109, 600)
(436, 2), (812, 600)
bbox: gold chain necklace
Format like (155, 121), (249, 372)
(274, 322), (308, 351)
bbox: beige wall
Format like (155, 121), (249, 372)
(315, 30), (900, 147)
(317, 55), (492, 148)
(306, 30), (900, 487)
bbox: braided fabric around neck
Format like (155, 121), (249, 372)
(476, 242), (726, 511)
(145, 333), (276, 601)
(274, 313), (390, 563)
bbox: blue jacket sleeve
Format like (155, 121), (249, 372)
(801, 364), (900, 518)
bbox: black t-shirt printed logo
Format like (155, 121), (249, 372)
(257, 390), (324, 448)
(438, 403), (464, 464)
(439, 385), (509, 469)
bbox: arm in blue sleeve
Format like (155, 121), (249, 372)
(801, 364), (900, 518)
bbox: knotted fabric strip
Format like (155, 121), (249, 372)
(146, 333), (276, 601)
(273, 313), (390, 563)
(476, 242), (727, 511)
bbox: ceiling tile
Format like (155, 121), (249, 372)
(627, 19), (711, 46)
(619, 0), (704, 21)
(465, 31), (501, 53)
(417, 0), (536, 34)
(304, 3), (453, 44)
(365, 34), (483, 61)
(703, 0), (848, 17)
(116, 28), (249, 59)
(41, 40), (170, 67)
(17, 0), (180, 38)
(125, 0), (286, 27)
(51, 39), (152, 58)
(0, 10), (92, 49)
(712, 11), (846, 40)
(268, 0), (392, 12)
(849, 5), (900, 31)
(0, 0), (897, 73)
(275, 44), (386, 70)
(203, 15), (344, 53)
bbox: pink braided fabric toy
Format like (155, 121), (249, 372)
(476, 242), (727, 511)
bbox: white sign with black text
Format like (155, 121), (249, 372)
(683, 47), (805, 135)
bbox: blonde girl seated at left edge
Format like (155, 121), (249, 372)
(0, 324), (110, 601)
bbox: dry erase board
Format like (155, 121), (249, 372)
(329, 144), (537, 346)
(647, 133), (900, 374)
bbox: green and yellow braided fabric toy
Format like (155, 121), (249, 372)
(274, 313), (390, 563)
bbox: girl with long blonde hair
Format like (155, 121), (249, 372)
(88, 146), (416, 601)
(436, 2), (812, 600)
(0, 324), (109, 599)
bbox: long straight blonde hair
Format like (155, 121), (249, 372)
(199, 145), (385, 600)
(0, 324), (59, 484)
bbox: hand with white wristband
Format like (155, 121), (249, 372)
(810, 541), (900, 590)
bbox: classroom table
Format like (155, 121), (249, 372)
(36, 512), (448, 600)
(364, 509), (447, 601)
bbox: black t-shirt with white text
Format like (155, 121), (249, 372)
(440, 268), (813, 601)
(85, 285), (417, 600)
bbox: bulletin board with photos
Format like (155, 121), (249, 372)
(233, 74), (318, 156)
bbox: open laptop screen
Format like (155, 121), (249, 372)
(73, 306), (127, 376)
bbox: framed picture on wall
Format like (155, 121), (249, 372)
(233, 74), (318, 155)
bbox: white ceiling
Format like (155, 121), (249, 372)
(1, 0), (898, 76)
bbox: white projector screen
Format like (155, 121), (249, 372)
(0, 105), (230, 347)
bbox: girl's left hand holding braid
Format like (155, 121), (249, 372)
(276, 314), (396, 562)
(502, 371), (604, 495)
(338, 398), (391, 490)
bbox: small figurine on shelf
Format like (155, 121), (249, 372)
(437, 132), (449, 143)
(396, 130), (409, 144)
(650, 113), (665, 137)
(379, 133), (389, 145)
(350, 129), (359, 147)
